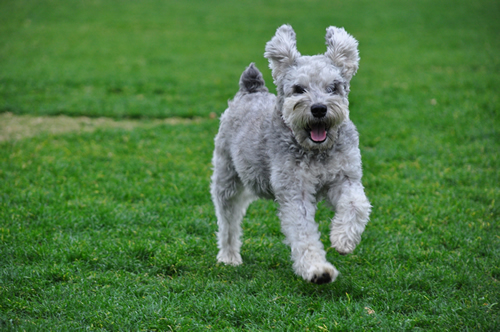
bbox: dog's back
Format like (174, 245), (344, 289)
(218, 64), (275, 139)
(213, 64), (277, 199)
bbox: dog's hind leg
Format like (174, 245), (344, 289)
(211, 154), (254, 266)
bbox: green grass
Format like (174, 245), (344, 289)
(1, 0), (499, 330)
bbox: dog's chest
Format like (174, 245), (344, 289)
(261, 150), (345, 200)
(296, 154), (342, 193)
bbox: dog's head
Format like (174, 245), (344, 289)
(264, 25), (359, 150)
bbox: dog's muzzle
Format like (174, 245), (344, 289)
(309, 104), (328, 143)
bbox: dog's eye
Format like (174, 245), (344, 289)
(293, 85), (306, 94)
(326, 84), (338, 94)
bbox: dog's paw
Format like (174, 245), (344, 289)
(330, 232), (359, 255)
(217, 250), (243, 266)
(305, 262), (339, 284)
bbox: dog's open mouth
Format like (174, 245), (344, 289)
(308, 123), (327, 143)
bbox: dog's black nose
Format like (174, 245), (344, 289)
(311, 104), (327, 118)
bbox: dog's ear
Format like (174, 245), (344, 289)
(264, 24), (301, 82)
(325, 27), (359, 81)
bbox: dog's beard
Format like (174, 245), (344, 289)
(282, 96), (348, 150)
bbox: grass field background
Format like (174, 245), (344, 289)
(1, 0), (499, 330)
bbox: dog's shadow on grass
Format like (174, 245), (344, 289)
(295, 274), (364, 301)
(212, 251), (365, 302)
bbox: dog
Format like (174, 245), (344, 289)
(210, 24), (371, 284)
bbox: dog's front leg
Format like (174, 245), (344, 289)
(328, 178), (371, 255)
(277, 195), (339, 284)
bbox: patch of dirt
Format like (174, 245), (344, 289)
(0, 112), (205, 142)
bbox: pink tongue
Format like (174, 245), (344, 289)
(310, 124), (327, 142)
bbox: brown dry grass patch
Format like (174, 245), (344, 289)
(0, 112), (206, 142)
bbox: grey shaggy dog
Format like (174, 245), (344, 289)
(211, 24), (371, 284)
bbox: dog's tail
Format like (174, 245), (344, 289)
(239, 63), (268, 94)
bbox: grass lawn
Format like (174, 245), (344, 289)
(1, 0), (499, 330)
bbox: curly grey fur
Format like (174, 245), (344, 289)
(211, 25), (371, 284)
